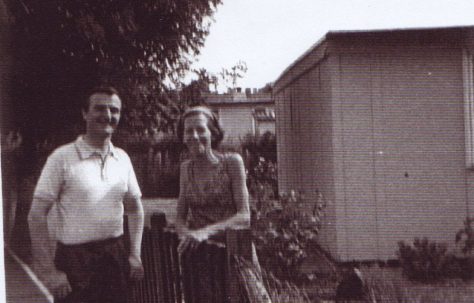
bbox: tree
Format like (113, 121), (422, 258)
(219, 60), (248, 90)
(259, 82), (273, 94)
(177, 68), (218, 107)
(6, 0), (222, 149)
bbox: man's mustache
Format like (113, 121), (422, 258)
(97, 118), (118, 124)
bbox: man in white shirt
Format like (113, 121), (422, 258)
(28, 86), (144, 302)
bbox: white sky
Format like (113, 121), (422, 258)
(189, 0), (474, 91)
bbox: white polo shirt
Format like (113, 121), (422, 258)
(34, 136), (142, 245)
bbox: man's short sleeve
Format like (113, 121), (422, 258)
(124, 153), (142, 199)
(33, 150), (64, 201)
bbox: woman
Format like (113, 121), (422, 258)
(176, 106), (270, 302)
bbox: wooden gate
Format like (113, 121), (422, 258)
(129, 213), (253, 303)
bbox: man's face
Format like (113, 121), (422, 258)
(82, 93), (122, 137)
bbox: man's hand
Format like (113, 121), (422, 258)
(34, 265), (72, 300)
(129, 255), (144, 281)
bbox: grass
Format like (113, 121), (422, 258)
(298, 263), (474, 303)
(262, 255), (474, 302)
(262, 269), (312, 303)
(361, 265), (474, 303)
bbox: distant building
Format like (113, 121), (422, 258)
(274, 26), (474, 261)
(205, 88), (274, 145)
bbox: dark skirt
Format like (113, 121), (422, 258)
(181, 240), (270, 303)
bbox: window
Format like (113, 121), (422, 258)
(253, 107), (275, 121)
(463, 49), (474, 168)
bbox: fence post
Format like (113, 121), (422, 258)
(151, 212), (167, 230)
(226, 228), (253, 303)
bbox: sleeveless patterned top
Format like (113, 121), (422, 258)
(182, 153), (272, 303)
(182, 153), (237, 231)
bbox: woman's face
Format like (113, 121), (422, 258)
(183, 113), (212, 156)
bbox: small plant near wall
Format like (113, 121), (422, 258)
(456, 217), (474, 255)
(397, 238), (462, 282)
(252, 189), (327, 282)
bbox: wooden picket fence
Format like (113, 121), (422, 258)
(128, 213), (253, 303)
(128, 147), (181, 198)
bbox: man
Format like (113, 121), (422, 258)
(28, 86), (144, 303)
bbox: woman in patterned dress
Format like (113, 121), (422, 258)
(176, 106), (249, 247)
(175, 106), (271, 302)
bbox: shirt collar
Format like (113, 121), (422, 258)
(74, 135), (118, 160)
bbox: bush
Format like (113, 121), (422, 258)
(241, 132), (278, 198)
(397, 238), (460, 282)
(456, 217), (474, 255)
(248, 158), (278, 200)
(252, 190), (326, 282)
(241, 131), (277, 163)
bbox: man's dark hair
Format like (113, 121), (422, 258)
(82, 86), (120, 112)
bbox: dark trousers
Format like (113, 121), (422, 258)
(54, 236), (130, 303)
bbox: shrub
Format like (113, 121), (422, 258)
(247, 157), (278, 201)
(252, 190), (326, 282)
(241, 132), (278, 198)
(241, 131), (277, 163)
(397, 238), (457, 282)
(456, 217), (474, 255)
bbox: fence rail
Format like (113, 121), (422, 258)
(129, 213), (253, 303)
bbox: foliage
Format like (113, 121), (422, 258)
(178, 68), (218, 106)
(252, 190), (327, 282)
(218, 60), (248, 89)
(241, 131), (277, 163)
(241, 131), (278, 198)
(261, 267), (311, 303)
(7, 0), (222, 152)
(397, 238), (469, 282)
(259, 82), (273, 94)
(248, 157), (278, 203)
(455, 217), (474, 255)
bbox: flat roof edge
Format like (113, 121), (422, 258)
(274, 25), (474, 92)
(274, 34), (328, 88)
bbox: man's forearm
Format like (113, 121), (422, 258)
(127, 206), (144, 258)
(28, 204), (56, 271)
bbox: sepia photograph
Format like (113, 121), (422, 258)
(2, 0), (474, 302)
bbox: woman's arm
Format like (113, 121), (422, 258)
(178, 154), (250, 253)
(175, 161), (189, 236)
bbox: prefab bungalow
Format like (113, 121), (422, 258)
(274, 26), (474, 261)
(205, 89), (275, 145)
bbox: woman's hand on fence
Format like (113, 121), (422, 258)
(177, 229), (210, 255)
(128, 255), (144, 281)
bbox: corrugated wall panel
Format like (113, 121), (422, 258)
(372, 49), (467, 259)
(276, 88), (292, 193)
(338, 54), (380, 260)
(463, 31), (474, 217)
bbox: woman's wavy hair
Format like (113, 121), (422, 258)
(177, 106), (224, 149)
